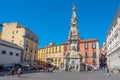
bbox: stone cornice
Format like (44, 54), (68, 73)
(107, 7), (120, 36)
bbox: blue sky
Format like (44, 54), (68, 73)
(0, 0), (120, 48)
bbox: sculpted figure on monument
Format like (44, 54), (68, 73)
(72, 18), (76, 24)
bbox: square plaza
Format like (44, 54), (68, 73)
(0, 71), (120, 80)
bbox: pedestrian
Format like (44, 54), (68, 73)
(109, 68), (113, 76)
(43, 66), (46, 72)
(11, 68), (16, 75)
(92, 66), (95, 72)
(106, 67), (110, 76)
(17, 68), (22, 78)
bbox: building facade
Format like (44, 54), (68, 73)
(0, 24), (2, 39)
(0, 33), (2, 39)
(0, 39), (23, 65)
(106, 7), (120, 70)
(2, 22), (38, 65)
(38, 43), (64, 67)
(80, 39), (99, 69)
(99, 41), (107, 70)
(62, 39), (100, 70)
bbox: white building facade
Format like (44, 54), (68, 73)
(107, 7), (120, 70)
(0, 39), (23, 65)
(2, 22), (38, 65)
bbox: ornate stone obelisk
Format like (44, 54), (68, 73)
(64, 3), (82, 72)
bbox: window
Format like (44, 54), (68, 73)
(92, 43), (96, 49)
(59, 46), (61, 52)
(85, 59), (88, 63)
(84, 43), (88, 49)
(85, 52), (88, 58)
(49, 48), (51, 53)
(26, 48), (28, 51)
(93, 59), (96, 63)
(92, 52), (96, 58)
(16, 53), (19, 56)
(46, 48), (48, 53)
(55, 47), (57, 53)
(31, 43), (33, 48)
(114, 33), (118, 39)
(31, 50), (33, 52)
(12, 36), (14, 38)
(31, 36), (34, 40)
(26, 40), (28, 44)
(26, 32), (30, 37)
(52, 47), (54, 53)
(64, 46), (67, 50)
(1, 50), (6, 54)
(9, 52), (13, 55)
(35, 51), (37, 54)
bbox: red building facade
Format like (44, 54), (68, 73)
(62, 39), (100, 69)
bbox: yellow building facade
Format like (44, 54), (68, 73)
(38, 43), (64, 67)
(2, 22), (38, 65)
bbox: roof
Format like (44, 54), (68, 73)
(62, 42), (68, 45)
(0, 39), (22, 50)
(62, 39), (99, 45)
(80, 39), (99, 43)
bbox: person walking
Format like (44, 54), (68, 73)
(11, 68), (16, 75)
(17, 68), (22, 78)
(43, 66), (46, 72)
(92, 66), (95, 72)
(106, 67), (110, 76)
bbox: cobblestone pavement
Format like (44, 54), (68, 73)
(0, 71), (120, 80)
